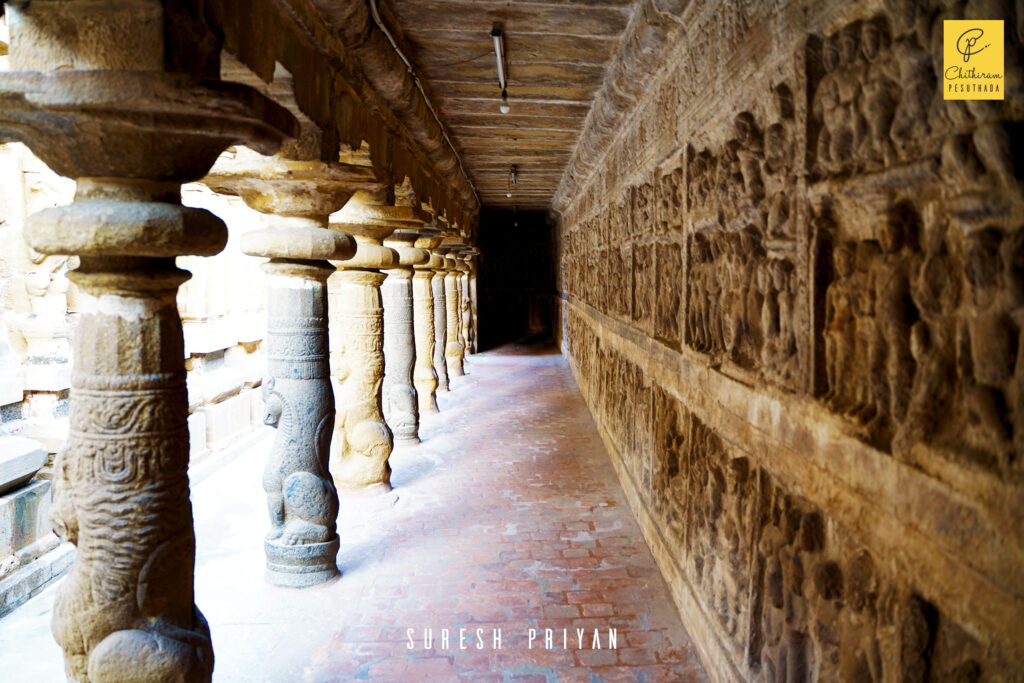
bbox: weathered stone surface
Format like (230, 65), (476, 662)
(258, 262), (339, 587)
(431, 257), (450, 393)
(556, 0), (1024, 679)
(382, 225), (429, 445)
(442, 251), (465, 377)
(329, 191), (402, 493)
(412, 238), (443, 413)
(0, 436), (45, 495)
(327, 266), (393, 492)
(205, 135), (360, 587)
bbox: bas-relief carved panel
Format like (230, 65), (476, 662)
(596, 362), (1010, 680)
(681, 72), (810, 393)
(808, 6), (1024, 474)
(557, 0), (1024, 677)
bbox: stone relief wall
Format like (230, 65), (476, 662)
(556, 0), (1024, 679)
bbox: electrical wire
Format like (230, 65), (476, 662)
(432, 51), (494, 68)
(367, 0), (480, 208)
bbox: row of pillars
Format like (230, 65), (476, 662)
(0, 4), (479, 680)
(240, 180), (478, 589)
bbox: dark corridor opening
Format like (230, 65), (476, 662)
(476, 208), (556, 351)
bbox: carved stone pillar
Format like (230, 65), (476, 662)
(0, 2), (295, 678)
(243, 230), (353, 587)
(202, 148), (376, 586)
(469, 254), (480, 354)
(457, 251), (473, 357)
(431, 251), (450, 393)
(413, 230), (444, 413)
(329, 191), (401, 493)
(380, 200), (431, 444)
(442, 250), (465, 377)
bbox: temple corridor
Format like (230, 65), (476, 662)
(2, 0), (1023, 679)
(1, 342), (709, 682)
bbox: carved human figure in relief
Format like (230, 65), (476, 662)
(858, 16), (901, 169)
(824, 243), (859, 411)
(688, 149), (709, 212)
(707, 234), (726, 353)
(689, 233), (712, 351)
(764, 84), (794, 178)
(957, 228), (1016, 460)
(890, 18), (936, 161)
(658, 167), (684, 232)
(734, 112), (765, 202)
(774, 259), (799, 381)
(835, 22), (868, 172)
(723, 232), (745, 361)
(838, 550), (883, 682)
(721, 139), (746, 210)
(765, 84), (796, 238)
(846, 241), (881, 424)
(1004, 229), (1024, 461)
(745, 231), (768, 351)
(813, 34), (843, 176)
(893, 321), (954, 457)
(865, 205), (921, 441)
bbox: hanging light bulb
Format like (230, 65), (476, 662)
(500, 88), (510, 114)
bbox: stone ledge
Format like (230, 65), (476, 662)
(0, 536), (74, 618)
(0, 477), (52, 558)
(0, 436), (46, 495)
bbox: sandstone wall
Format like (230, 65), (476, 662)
(555, 0), (1024, 680)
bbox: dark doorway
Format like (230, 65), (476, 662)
(476, 208), (556, 350)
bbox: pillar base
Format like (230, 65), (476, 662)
(264, 538), (341, 588)
(394, 435), (421, 446)
(338, 481), (393, 497)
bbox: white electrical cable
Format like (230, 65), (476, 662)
(368, 0), (480, 207)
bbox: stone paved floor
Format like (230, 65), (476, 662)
(0, 341), (709, 682)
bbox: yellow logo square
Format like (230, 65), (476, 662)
(944, 20), (1004, 100)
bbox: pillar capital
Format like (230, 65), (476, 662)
(384, 229), (431, 270)
(203, 147), (380, 226)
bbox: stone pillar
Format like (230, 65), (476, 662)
(412, 233), (444, 413)
(432, 254), (450, 393)
(0, 2), (295, 677)
(469, 255), (479, 354)
(443, 252), (465, 377)
(457, 252), (473, 357)
(382, 223), (430, 444)
(329, 191), (401, 493)
(241, 228), (352, 588)
(464, 251), (479, 354)
(202, 146), (378, 586)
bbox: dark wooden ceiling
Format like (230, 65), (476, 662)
(384, 0), (634, 209)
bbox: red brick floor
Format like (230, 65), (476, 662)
(0, 340), (711, 682)
(305, 341), (710, 682)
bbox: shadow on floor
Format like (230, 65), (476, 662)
(483, 332), (559, 356)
